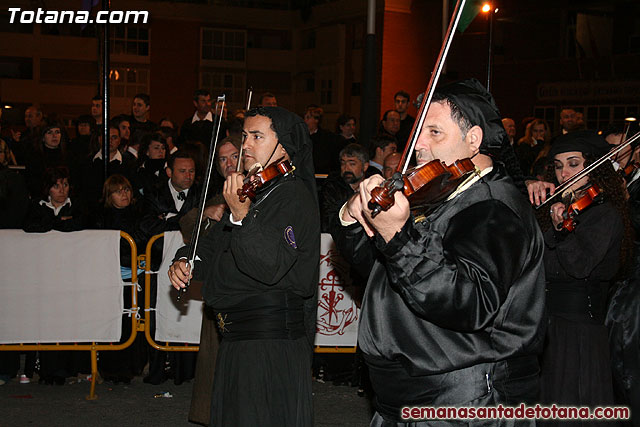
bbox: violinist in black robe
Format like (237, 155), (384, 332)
(537, 131), (634, 425)
(169, 107), (320, 427)
(605, 129), (640, 426)
(333, 79), (546, 426)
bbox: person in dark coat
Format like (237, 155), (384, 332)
(138, 151), (200, 243)
(24, 122), (70, 198)
(23, 165), (86, 233)
(169, 106), (320, 427)
(138, 150), (200, 385)
(94, 174), (146, 384)
(333, 79), (546, 426)
(305, 105), (341, 175)
(134, 132), (168, 195)
(23, 166), (87, 384)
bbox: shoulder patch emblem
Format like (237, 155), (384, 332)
(284, 226), (297, 249)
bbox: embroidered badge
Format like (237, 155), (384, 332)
(216, 313), (231, 333)
(284, 226), (297, 249)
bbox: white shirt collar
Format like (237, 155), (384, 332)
(93, 150), (123, 163)
(369, 160), (383, 171)
(40, 197), (72, 216)
(168, 181), (189, 211)
(192, 111), (213, 123)
(127, 146), (138, 158)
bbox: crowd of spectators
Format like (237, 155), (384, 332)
(0, 86), (627, 391)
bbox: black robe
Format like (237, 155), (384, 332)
(176, 173), (320, 427)
(606, 171), (640, 426)
(333, 165), (546, 423)
(541, 201), (622, 423)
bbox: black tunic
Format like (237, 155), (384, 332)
(540, 201), (622, 421)
(177, 173), (320, 427)
(605, 172), (640, 426)
(333, 165), (546, 424)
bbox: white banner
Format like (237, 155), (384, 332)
(314, 234), (360, 347)
(0, 230), (124, 343)
(155, 231), (204, 344)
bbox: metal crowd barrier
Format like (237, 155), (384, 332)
(143, 233), (357, 354)
(0, 230), (357, 400)
(0, 231), (140, 400)
(143, 233), (199, 353)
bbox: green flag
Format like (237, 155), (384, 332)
(457, 0), (483, 33)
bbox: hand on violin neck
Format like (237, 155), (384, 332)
(223, 172), (250, 222)
(549, 202), (566, 230)
(360, 175), (410, 242)
(526, 179), (556, 206)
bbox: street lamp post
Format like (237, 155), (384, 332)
(482, 3), (494, 91)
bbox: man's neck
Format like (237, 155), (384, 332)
(196, 111), (209, 120)
(170, 181), (185, 193)
(135, 116), (148, 123)
(398, 111), (407, 120)
(472, 154), (493, 171)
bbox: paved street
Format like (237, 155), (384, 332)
(0, 375), (373, 426)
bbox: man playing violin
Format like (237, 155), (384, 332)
(168, 107), (320, 427)
(333, 79), (546, 426)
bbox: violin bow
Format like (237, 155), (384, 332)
(536, 130), (640, 209)
(236, 87), (253, 173)
(398, 0), (467, 174)
(177, 95), (226, 301)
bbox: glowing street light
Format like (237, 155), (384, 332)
(482, 3), (491, 13)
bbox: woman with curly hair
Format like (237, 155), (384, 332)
(538, 130), (633, 419)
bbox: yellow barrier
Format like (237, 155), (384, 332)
(0, 231), (140, 400)
(314, 346), (357, 353)
(143, 233), (199, 352)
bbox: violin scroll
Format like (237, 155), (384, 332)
(368, 172), (405, 218)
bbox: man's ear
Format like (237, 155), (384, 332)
(193, 100), (198, 109)
(467, 125), (484, 156)
(166, 167), (172, 179)
(363, 161), (369, 172)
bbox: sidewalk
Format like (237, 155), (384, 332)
(0, 375), (373, 426)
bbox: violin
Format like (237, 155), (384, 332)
(237, 157), (294, 202)
(368, 158), (476, 216)
(620, 161), (640, 180)
(557, 184), (602, 232)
